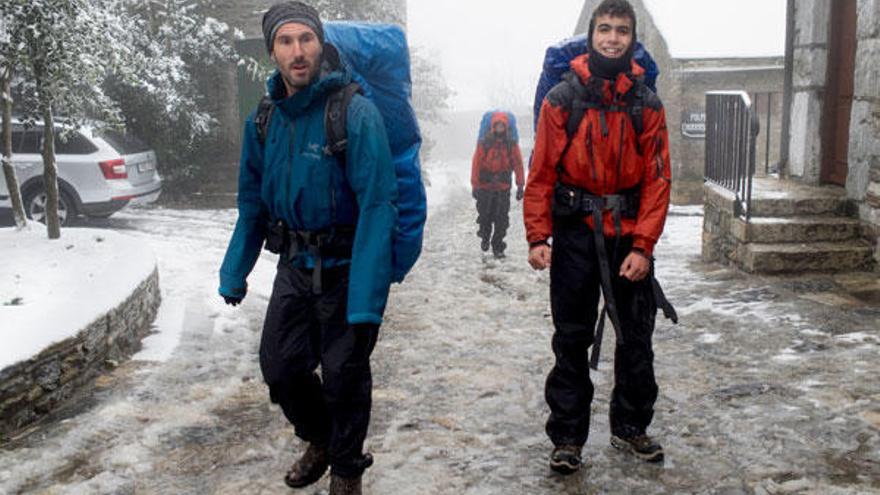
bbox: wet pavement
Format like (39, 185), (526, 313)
(1, 179), (878, 494)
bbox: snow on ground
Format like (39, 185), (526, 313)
(0, 224), (156, 370)
(424, 158), (468, 216)
(1, 162), (879, 494)
(642, 0), (786, 59)
(116, 208), (278, 364)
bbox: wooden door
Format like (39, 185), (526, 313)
(820, 0), (857, 185)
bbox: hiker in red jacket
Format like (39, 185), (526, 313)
(523, 0), (672, 473)
(471, 111), (525, 258)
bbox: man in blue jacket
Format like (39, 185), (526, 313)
(218, 3), (397, 493)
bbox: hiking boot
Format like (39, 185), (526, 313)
(492, 250), (506, 259)
(549, 444), (582, 474)
(329, 474), (362, 495)
(492, 241), (506, 258)
(480, 237), (490, 252)
(284, 443), (329, 488)
(610, 434), (664, 463)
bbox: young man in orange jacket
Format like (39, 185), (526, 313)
(471, 112), (525, 258)
(523, 0), (671, 472)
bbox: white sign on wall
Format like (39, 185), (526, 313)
(681, 111), (706, 139)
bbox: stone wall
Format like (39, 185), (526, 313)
(788, 0), (830, 183)
(0, 268), (161, 441)
(849, 0), (880, 266)
(701, 181), (742, 266)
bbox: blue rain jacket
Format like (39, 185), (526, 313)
(219, 66), (398, 325)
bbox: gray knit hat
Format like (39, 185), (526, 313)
(262, 1), (324, 53)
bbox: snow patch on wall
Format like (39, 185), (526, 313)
(0, 226), (157, 370)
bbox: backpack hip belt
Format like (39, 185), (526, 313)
(552, 182), (640, 221)
(265, 220), (355, 295)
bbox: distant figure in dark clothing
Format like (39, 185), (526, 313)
(471, 111), (525, 258)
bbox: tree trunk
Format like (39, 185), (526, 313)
(41, 104), (61, 239)
(1, 74), (27, 228)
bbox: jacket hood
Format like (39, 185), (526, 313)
(489, 112), (510, 130)
(266, 42), (352, 117)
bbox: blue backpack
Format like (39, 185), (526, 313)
(533, 36), (659, 132)
(478, 110), (519, 144)
(255, 22), (426, 283)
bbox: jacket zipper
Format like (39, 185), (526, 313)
(586, 122), (598, 183)
(287, 121), (296, 223)
(616, 118), (625, 191)
(330, 161), (337, 225)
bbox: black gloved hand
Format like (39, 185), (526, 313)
(472, 189), (479, 200)
(350, 323), (380, 357)
(223, 295), (243, 306)
(351, 323), (379, 333)
(516, 186), (524, 201)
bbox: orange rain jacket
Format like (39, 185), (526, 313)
(523, 54), (671, 256)
(471, 112), (525, 192)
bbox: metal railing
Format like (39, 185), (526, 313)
(705, 91), (760, 221)
(749, 91), (782, 176)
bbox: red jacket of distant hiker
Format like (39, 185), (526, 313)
(471, 112), (525, 192)
(523, 54), (671, 257)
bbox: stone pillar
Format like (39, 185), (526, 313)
(849, 0), (880, 265)
(788, 0), (830, 183)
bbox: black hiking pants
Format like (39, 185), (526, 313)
(545, 216), (658, 447)
(475, 189), (511, 252)
(260, 263), (379, 478)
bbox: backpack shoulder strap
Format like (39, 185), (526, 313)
(254, 95), (274, 147)
(626, 78), (663, 137)
(561, 71), (589, 140)
(627, 78), (646, 137)
(323, 82), (363, 164)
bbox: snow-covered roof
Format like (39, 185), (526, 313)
(641, 0), (786, 59)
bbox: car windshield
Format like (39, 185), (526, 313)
(97, 129), (151, 154)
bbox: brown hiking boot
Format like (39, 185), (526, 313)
(284, 443), (329, 488)
(329, 474), (362, 495)
(610, 434), (664, 463)
(549, 444), (582, 474)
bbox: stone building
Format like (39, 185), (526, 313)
(574, 0), (785, 205)
(702, 0), (879, 277)
(786, 0), (879, 235)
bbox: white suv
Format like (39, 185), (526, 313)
(0, 122), (162, 225)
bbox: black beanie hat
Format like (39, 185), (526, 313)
(262, 1), (324, 53)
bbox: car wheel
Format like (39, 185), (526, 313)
(23, 186), (77, 226)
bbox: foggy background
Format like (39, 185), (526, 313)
(408, 0), (584, 161)
(406, 0), (785, 162)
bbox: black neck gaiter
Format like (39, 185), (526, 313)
(587, 47), (633, 81)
